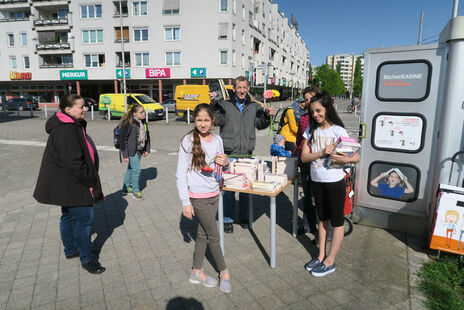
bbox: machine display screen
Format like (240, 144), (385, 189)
(376, 60), (431, 101)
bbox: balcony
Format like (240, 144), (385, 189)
(114, 38), (129, 43)
(33, 18), (69, 30)
(32, 0), (71, 8)
(39, 63), (73, 68)
(36, 42), (70, 50)
(0, 16), (29, 22)
(0, 0), (29, 9)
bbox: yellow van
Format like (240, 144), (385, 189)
(98, 93), (165, 120)
(174, 85), (211, 117)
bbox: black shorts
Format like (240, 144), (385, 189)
(311, 179), (345, 227)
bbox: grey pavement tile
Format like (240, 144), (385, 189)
(81, 302), (106, 310)
(256, 294), (286, 310)
(125, 279), (150, 295)
(5, 296), (33, 310)
(79, 290), (105, 309)
(128, 290), (155, 308)
(31, 292), (57, 308)
(104, 295), (132, 310)
(8, 284), (35, 300)
(56, 297), (80, 310)
(306, 292), (339, 310)
(226, 288), (256, 306)
(204, 295), (236, 310)
(273, 286), (305, 305)
(287, 299), (321, 310)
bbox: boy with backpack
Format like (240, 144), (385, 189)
(276, 99), (306, 155)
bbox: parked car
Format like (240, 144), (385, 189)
(5, 97), (39, 110)
(161, 99), (175, 113)
(84, 97), (98, 111)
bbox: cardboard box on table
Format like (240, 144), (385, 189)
(429, 184), (464, 255)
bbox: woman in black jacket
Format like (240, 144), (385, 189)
(34, 94), (105, 274)
(119, 103), (150, 200)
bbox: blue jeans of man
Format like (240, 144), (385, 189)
(223, 157), (248, 224)
(123, 153), (142, 193)
(60, 206), (94, 265)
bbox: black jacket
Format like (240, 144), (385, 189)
(119, 119), (151, 159)
(33, 112), (104, 207)
(213, 94), (270, 155)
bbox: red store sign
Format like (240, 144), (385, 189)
(10, 71), (32, 80)
(145, 68), (170, 78)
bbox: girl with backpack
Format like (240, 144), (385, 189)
(119, 104), (150, 200)
(301, 92), (360, 277)
(176, 103), (232, 293)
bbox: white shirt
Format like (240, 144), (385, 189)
(303, 125), (349, 183)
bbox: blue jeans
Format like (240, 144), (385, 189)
(123, 153), (142, 193)
(60, 206), (94, 265)
(223, 156), (248, 223)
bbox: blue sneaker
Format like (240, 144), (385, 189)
(304, 258), (321, 272)
(311, 262), (336, 277)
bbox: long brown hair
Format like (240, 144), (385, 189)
(119, 104), (144, 128)
(181, 104), (215, 171)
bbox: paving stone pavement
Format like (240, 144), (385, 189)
(0, 100), (429, 309)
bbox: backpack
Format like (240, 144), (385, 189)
(271, 107), (290, 135)
(113, 125), (120, 149)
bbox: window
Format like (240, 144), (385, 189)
(7, 33), (14, 47)
(164, 27), (180, 41)
(242, 5), (245, 21)
(220, 0), (228, 12)
(134, 28), (148, 42)
(82, 30), (103, 44)
(23, 56), (30, 69)
(20, 32), (27, 46)
(163, 0), (180, 15)
(115, 27), (129, 42)
(10, 56), (17, 69)
(116, 52), (130, 67)
(232, 24), (236, 40)
(133, 1), (147, 16)
(218, 23), (228, 39)
(219, 50), (228, 65)
(84, 54), (105, 67)
(58, 9), (68, 19)
(81, 4), (102, 19)
(135, 52), (149, 66)
(165, 51), (180, 65)
(241, 30), (245, 45)
(113, 1), (128, 16)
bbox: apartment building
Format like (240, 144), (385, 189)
(326, 53), (364, 91)
(0, 0), (309, 103)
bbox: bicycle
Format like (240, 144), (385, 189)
(347, 98), (361, 114)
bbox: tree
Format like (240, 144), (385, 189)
(312, 64), (346, 95)
(336, 61), (341, 74)
(352, 57), (363, 97)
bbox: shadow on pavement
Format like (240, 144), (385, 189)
(92, 190), (128, 256)
(166, 296), (204, 309)
(0, 112), (39, 123)
(139, 167), (158, 191)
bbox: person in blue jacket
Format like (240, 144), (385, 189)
(270, 134), (292, 157)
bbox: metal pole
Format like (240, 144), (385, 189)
(165, 107), (168, 123)
(91, 105), (94, 120)
(270, 196), (276, 268)
(119, 0), (127, 112)
(30, 103), (33, 118)
(417, 11), (424, 45)
(218, 194), (224, 255)
(44, 103), (48, 118)
(263, 65), (268, 110)
(187, 107), (190, 124)
(145, 109), (148, 123)
(452, 0), (459, 18)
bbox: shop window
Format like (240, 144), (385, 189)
(372, 113), (426, 153)
(368, 161), (420, 202)
(376, 60), (432, 102)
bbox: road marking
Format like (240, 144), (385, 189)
(0, 139), (157, 153)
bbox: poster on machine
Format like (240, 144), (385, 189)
(372, 114), (424, 152)
(430, 184), (464, 255)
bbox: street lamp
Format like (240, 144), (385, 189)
(290, 72), (295, 100)
(119, 0), (127, 112)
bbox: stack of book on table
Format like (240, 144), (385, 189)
(223, 172), (249, 190)
(252, 181), (279, 192)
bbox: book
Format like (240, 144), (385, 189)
(325, 137), (361, 168)
(384, 168), (405, 180)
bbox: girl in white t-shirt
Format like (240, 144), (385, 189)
(301, 93), (360, 277)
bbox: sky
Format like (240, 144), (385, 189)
(273, 0), (463, 65)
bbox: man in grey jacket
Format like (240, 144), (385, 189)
(211, 76), (275, 233)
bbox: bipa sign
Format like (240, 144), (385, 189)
(145, 68), (170, 78)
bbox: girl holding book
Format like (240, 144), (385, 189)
(370, 169), (414, 199)
(176, 103), (231, 293)
(301, 92), (360, 277)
